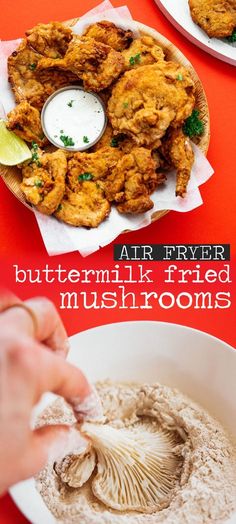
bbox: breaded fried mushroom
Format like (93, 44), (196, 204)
(83, 21), (133, 51)
(21, 150), (67, 214)
(122, 36), (165, 70)
(8, 39), (79, 110)
(8, 40), (44, 109)
(114, 147), (165, 214)
(92, 125), (139, 154)
(92, 123), (115, 151)
(67, 147), (122, 191)
(7, 102), (47, 146)
(108, 62), (195, 147)
(189, 0), (236, 38)
(26, 21), (73, 58)
(37, 37), (125, 92)
(55, 184), (110, 228)
(160, 128), (194, 197)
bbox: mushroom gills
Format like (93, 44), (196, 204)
(81, 421), (180, 513)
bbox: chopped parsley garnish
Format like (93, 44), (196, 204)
(57, 204), (63, 212)
(31, 141), (41, 166)
(32, 152), (41, 164)
(129, 53), (141, 66)
(177, 73), (183, 81)
(60, 135), (75, 147)
(67, 100), (75, 107)
(183, 109), (204, 138)
(28, 63), (36, 70)
(227, 29), (236, 42)
(110, 135), (126, 148)
(123, 102), (129, 108)
(35, 179), (43, 188)
(78, 172), (94, 181)
(83, 135), (90, 143)
(110, 137), (119, 148)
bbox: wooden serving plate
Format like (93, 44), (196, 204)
(0, 20), (210, 226)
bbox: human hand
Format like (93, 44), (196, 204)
(0, 292), (102, 494)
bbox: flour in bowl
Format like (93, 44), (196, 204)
(36, 381), (236, 523)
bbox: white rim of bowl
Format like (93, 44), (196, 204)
(41, 85), (108, 152)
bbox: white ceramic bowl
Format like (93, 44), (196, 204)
(10, 322), (236, 524)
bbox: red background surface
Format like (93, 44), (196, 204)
(0, 0), (235, 522)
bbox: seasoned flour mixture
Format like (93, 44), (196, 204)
(36, 382), (236, 524)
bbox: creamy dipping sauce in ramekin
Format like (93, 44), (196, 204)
(41, 87), (107, 151)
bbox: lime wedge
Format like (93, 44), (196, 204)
(0, 119), (32, 166)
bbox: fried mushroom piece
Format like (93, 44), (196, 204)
(92, 123), (115, 151)
(67, 146), (122, 191)
(160, 128), (194, 197)
(92, 124), (139, 153)
(112, 147), (165, 214)
(8, 39), (79, 110)
(21, 150), (67, 214)
(37, 37), (125, 92)
(120, 136), (162, 153)
(189, 0), (236, 38)
(108, 62), (195, 147)
(26, 21), (73, 58)
(83, 21), (133, 51)
(36, 67), (79, 100)
(7, 102), (47, 146)
(8, 40), (44, 109)
(122, 36), (165, 70)
(55, 184), (111, 228)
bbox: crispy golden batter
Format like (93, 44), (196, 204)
(92, 124), (141, 153)
(21, 150), (67, 214)
(7, 102), (47, 146)
(26, 22), (73, 58)
(91, 124), (129, 152)
(160, 129), (194, 197)
(8, 39), (79, 110)
(108, 62), (195, 147)
(67, 147), (122, 191)
(8, 40), (44, 109)
(121, 136), (162, 153)
(37, 36), (125, 92)
(36, 67), (79, 99)
(111, 147), (165, 214)
(92, 123), (115, 151)
(83, 21), (133, 51)
(55, 184), (110, 228)
(122, 36), (165, 70)
(189, 0), (236, 38)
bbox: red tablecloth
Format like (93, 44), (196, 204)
(0, 0), (235, 522)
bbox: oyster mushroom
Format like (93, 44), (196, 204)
(54, 445), (96, 488)
(81, 422), (180, 513)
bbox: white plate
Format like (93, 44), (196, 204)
(155, 0), (236, 66)
(10, 321), (236, 524)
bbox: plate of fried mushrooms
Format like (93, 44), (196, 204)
(0, 17), (210, 233)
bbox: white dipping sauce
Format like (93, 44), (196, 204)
(42, 87), (106, 151)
